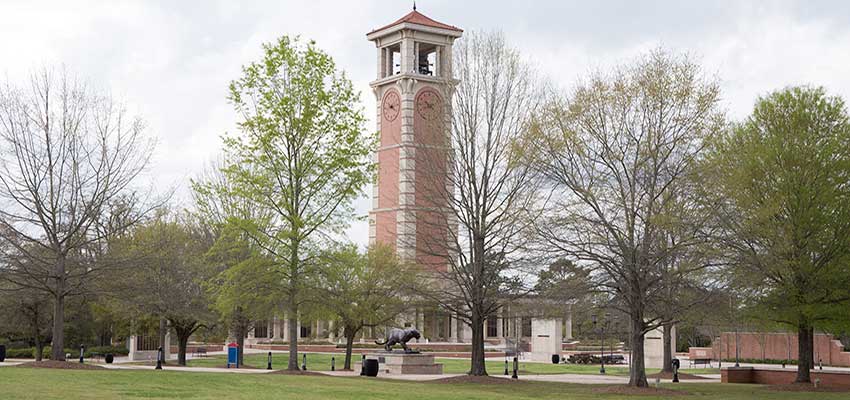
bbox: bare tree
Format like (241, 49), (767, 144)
(529, 50), (725, 386)
(412, 31), (544, 376)
(0, 68), (155, 360)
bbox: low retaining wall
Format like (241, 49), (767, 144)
(246, 344), (504, 358)
(722, 367), (850, 388)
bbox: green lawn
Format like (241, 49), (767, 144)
(187, 352), (719, 376)
(0, 367), (842, 400)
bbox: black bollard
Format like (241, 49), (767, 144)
(267, 352), (272, 370)
(155, 347), (163, 370)
(79, 345), (85, 364)
(302, 353), (307, 371)
(504, 358), (509, 376)
(512, 356), (518, 379)
(819, 359), (823, 370)
(331, 356), (335, 371)
(360, 354), (366, 376)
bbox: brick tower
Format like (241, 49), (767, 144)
(367, 8), (462, 271)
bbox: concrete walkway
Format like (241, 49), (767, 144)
(318, 370), (465, 381)
(3, 357), (723, 384)
(0, 361), (24, 367)
(101, 364), (275, 374)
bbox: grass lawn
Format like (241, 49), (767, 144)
(0, 366), (844, 400)
(187, 352), (719, 376)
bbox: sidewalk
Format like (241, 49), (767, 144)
(101, 364), (274, 374)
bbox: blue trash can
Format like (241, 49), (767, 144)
(227, 343), (239, 368)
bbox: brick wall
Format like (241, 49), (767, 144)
(710, 332), (850, 367)
(722, 367), (850, 388)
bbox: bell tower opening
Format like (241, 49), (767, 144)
(366, 8), (462, 271)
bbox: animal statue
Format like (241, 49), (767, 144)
(375, 328), (421, 352)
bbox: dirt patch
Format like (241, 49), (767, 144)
(766, 383), (850, 392)
(15, 360), (105, 370)
(428, 375), (523, 385)
(592, 385), (690, 396)
(647, 371), (708, 380)
(270, 368), (324, 376)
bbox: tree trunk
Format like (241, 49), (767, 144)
(343, 327), (357, 370)
(177, 334), (189, 366)
(661, 322), (673, 373)
(287, 305), (299, 370)
(171, 319), (199, 366)
(158, 317), (167, 364)
(50, 255), (66, 361)
(236, 329), (245, 367)
(795, 324), (813, 383)
(469, 313), (487, 376)
(35, 341), (44, 362)
(50, 292), (65, 361)
(629, 316), (648, 387)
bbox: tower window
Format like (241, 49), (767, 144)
(382, 44), (402, 78)
(417, 43), (439, 76)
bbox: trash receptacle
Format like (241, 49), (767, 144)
(551, 354), (560, 364)
(105, 354), (114, 364)
(364, 358), (379, 377)
(226, 342), (239, 368)
(0, 344), (6, 362)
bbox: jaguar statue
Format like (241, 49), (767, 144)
(375, 328), (421, 353)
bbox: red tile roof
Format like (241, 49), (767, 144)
(369, 10), (462, 35)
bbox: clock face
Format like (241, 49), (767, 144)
(382, 91), (400, 122)
(416, 90), (441, 121)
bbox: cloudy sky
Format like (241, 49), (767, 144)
(3, 0), (850, 247)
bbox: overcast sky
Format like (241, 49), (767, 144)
(2, 0), (850, 247)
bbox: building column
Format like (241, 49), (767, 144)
(282, 314), (290, 342)
(164, 331), (172, 360)
(328, 320), (336, 342)
(449, 313), (458, 342)
(416, 309), (425, 343)
(496, 313), (504, 340)
(296, 319), (302, 339)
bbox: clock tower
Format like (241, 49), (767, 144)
(367, 8), (462, 271)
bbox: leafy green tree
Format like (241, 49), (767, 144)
(0, 284), (52, 361)
(535, 259), (592, 302)
(318, 244), (408, 370)
(706, 86), (850, 383)
(220, 36), (374, 370)
(114, 212), (216, 366)
(204, 226), (278, 367)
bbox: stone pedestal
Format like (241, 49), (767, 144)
(644, 325), (676, 369)
(530, 318), (563, 362)
(358, 353), (443, 375)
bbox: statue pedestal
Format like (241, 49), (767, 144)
(358, 353), (443, 375)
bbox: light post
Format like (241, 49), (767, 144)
(155, 346), (163, 370)
(592, 314), (606, 374)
